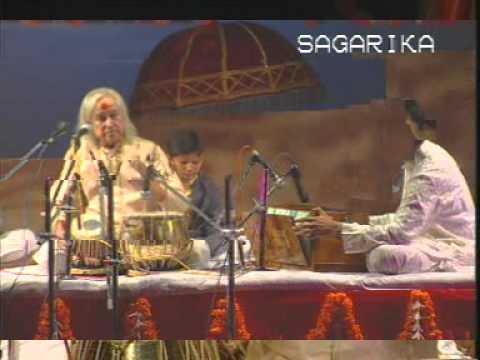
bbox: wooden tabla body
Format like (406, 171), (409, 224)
(120, 211), (192, 271)
(311, 211), (366, 272)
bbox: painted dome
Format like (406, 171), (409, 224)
(130, 21), (319, 112)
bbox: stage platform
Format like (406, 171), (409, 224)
(0, 266), (475, 340)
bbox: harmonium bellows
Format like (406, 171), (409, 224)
(310, 210), (367, 272)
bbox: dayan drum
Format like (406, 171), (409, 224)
(120, 211), (192, 271)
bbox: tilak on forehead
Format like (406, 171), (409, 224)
(97, 96), (116, 110)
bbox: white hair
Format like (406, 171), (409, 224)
(77, 87), (137, 145)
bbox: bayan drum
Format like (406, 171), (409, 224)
(120, 211), (192, 271)
(69, 213), (118, 275)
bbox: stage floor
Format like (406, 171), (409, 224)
(0, 266), (475, 340)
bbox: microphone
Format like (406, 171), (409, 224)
(45, 121), (69, 144)
(289, 163), (310, 203)
(89, 150), (110, 184)
(143, 155), (154, 197)
(72, 124), (92, 149)
(250, 150), (282, 184)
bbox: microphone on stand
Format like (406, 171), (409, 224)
(289, 163), (310, 203)
(142, 155), (155, 199)
(72, 124), (92, 150)
(89, 150), (110, 189)
(45, 121), (69, 144)
(249, 150), (283, 185)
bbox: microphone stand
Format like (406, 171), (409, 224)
(51, 140), (79, 212)
(224, 175), (236, 338)
(61, 193), (75, 280)
(257, 168), (269, 271)
(39, 177), (60, 339)
(0, 123), (68, 183)
(52, 140), (83, 280)
(97, 163), (121, 339)
(150, 170), (241, 339)
(238, 164), (304, 270)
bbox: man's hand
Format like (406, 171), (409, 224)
(127, 159), (148, 180)
(53, 220), (68, 251)
(150, 180), (167, 202)
(54, 220), (67, 240)
(293, 207), (342, 241)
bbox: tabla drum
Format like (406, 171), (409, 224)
(71, 341), (163, 360)
(71, 341), (114, 360)
(69, 213), (121, 275)
(70, 341), (248, 360)
(120, 211), (192, 271)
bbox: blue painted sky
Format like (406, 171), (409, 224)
(0, 20), (475, 157)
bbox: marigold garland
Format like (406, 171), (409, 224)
(34, 298), (75, 339)
(125, 297), (160, 339)
(398, 289), (443, 340)
(306, 292), (364, 340)
(208, 298), (251, 340)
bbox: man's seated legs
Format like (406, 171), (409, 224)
(366, 244), (436, 275)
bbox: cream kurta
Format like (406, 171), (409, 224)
(341, 140), (475, 273)
(52, 136), (187, 228)
(33, 136), (187, 268)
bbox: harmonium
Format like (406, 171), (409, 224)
(243, 204), (368, 272)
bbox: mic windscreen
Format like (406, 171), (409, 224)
(78, 124), (92, 135)
(57, 121), (68, 131)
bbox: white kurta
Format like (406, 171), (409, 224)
(341, 140), (475, 273)
(0, 341), (68, 360)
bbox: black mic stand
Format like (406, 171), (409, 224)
(51, 137), (81, 212)
(52, 139), (84, 281)
(238, 162), (310, 270)
(237, 167), (287, 271)
(40, 177), (60, 339)
(97, 163), (121, 339)
(0, 122), (68, 183)
(150, 170), (241, 339)
(256, 168), (270, 271)
(224, 175), (236, 339)
(60, 193), (75, 280)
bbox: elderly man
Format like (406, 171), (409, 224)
(295, 99), (475, 274)
(33, 87), (209, 272)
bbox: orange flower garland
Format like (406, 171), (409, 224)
(34, 298), (75, 339)
(306, 292), (364, 340)
(125, 297), (160, 339)
(398, 289), (443, 340)
(208, 298), (251, 340)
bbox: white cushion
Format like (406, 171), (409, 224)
(0, 229), (39, 268)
